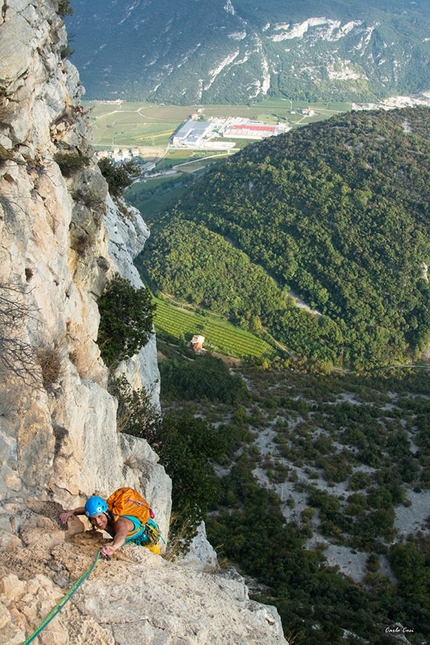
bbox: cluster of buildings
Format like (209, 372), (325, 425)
(94, 109), (314, 162)
(96, 148), (142, 163)
(95, 148), (156, 173)
(171, 116), (290, 149)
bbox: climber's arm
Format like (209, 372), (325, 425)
(100, 516), (133, 558)
(59, 506), (86, 524)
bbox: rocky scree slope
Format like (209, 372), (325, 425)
(0, 2), (287, 643)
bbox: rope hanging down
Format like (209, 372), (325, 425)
(21, 551), (101, 645)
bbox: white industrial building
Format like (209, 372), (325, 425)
(171, 120), (212, 147)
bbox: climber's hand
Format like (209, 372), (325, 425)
(100, 545), (116, 559)
(59, 511), (74, 524)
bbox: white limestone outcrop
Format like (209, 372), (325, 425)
(104, 193), (161, 409)
(0, 517), (286, 645)
(178, 521), (218, 571)
(0, 0), (168, 521)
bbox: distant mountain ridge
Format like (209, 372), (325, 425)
(67, 0), (430, 104)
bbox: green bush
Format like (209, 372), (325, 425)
(57, 0), (73, 17)
(97, 274), (155, 368)
(54, 151), (90, 177)
(60, 46), (75, 59)
(98, 158), (133, 197)
(109, 374), (160, 444)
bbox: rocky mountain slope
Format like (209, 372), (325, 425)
(0, 2), (287, 643)
(66, 0), (430, 103)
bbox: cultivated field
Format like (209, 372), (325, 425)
(83, 98), (351, 153)
(153, 297), (273, 359)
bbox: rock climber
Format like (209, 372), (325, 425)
(60, 493), (161, 558)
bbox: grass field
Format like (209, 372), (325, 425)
(153, 297), (273, 359)
(127, 181), (188, 219)
(125, 152), (229, 219)
(156, 150), (232, 171)
(84, 100), (192, 149)
(83, 99), (351, 152)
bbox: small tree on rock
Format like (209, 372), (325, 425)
(97, 274), (155, 368)
(57, 1), (74, 17)
(98, 158), (133, 197)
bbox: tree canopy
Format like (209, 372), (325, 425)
(138, 107), (430, 369)
(97, 274), (155, 368)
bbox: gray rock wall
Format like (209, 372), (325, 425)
(0, 529), (287, 645)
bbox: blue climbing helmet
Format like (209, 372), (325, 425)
(85, 495), (108, 518)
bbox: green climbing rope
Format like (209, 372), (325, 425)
(21, 551), (101, 645)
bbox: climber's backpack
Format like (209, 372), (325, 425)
(106, 487), (155, 526)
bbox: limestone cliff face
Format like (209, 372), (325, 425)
(0, 2), (288, 643)
(0, 522), (287, 645)
(0, 0), (169, 525)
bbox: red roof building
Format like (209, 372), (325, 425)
(223, 124), (276, 139)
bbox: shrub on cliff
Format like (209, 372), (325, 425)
(54, 151), (90, 177)
(57, 0), (73, 17)
(109, 374), (161, 444)
(98, 158), (134, 197)
(97, 274), (155, 368)
(0, 283), (38, 383)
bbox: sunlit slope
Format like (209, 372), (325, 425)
(138, 107), (430, 368)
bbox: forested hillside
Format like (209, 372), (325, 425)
(156, 351), (430, 645)
(67, 0), (430, 103)
(138, 107), (430, 369)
